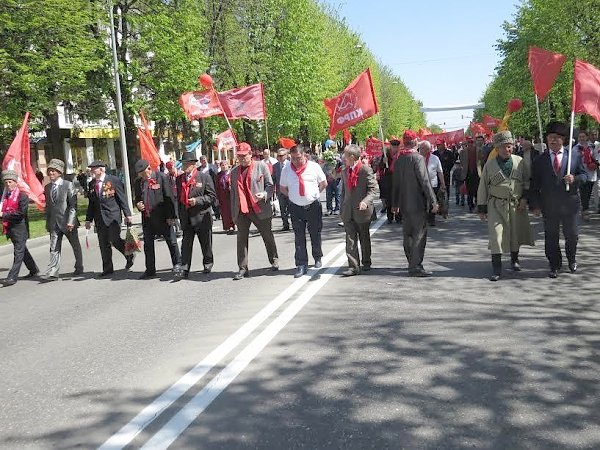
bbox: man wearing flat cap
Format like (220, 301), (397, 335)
(391, 130), (439, 277)
(230, 142), (279, 280)
(85, 160), (134, 278)
(175, 152), (217, 278)
(134, 159), (182, 279)
(529, 121), (588, 278)
(477, 131), (534, 281)
(40, 159), (83, 281)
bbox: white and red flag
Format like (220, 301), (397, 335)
(324, 68), (379, 138)
(1, 112), (45, 210)
(218, 83), (266, 120)
(216, 128), (238, 151)
(179, 89), (224, 120)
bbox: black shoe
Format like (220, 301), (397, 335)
(203, 263), (213, 274)
(362, 264), (371, 272)
(489, 274), (501, 282)
(511, 261), (521, 271)
(139, 271), (157, 279)
(182, 270), (190, 279)
(408, 268), (433, 277)
(72, 269), (84, 276)
(233, 269), (249, 280)
(227, 229), (236, 235)
(386, 219), (393, 224)
(294, 265), (307, 278)
(314, 259), (322, 269)
(40, 274), (59, 283)
(568, 262), (577, 273)
(125, 254), (135, 270)
(341, 268), (359, 277)
(96, 271), (114, 279)
(2, 278), (17, 286)
(548, 269), (558, 279)
(328, 210), (334, 216)
(271, 261), (279, 271)
(25, 271), (39, 279)
(282, 226), (290, 232)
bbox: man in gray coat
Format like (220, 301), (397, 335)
(391, 130), (439, 277)
(340, 144), (377, 276)
(41, 159), (83, 281)
(230, 142), (279, 280)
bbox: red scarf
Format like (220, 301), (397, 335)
(292, 161), (308, 196)
(347, 160), (362, 191)
(581, 147), (597, 171)
(144, 176), (157, 217)
(180, 168), (198, 208)
(1, 188), (20, 236)
(237, 162), (261, 214)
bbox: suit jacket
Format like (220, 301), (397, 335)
(2, 191), (30, 240)
(230, 161), (274, 223)
(45, 179), (79, 233)
(529, 148), (588, 215)
(134, 171), (177, 232)
(341, 163), (377, 224)
(175, 170), (216, 229)
(272, 161), (285, 193)
(391, 151), (437, 214)
(86, 174), (132, 227)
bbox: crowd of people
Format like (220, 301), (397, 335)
(1, 120), (599, 286)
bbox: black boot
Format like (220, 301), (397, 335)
(510, 252), (521, 271)
(490, 254), (502, 281)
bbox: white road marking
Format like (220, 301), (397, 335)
(140, 216), (386, 449)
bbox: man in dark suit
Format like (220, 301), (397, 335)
(40, 159), (83, 281)
(176, 152), (217, 278)
(230, 142), (279, 280)
(340, 144), (377, 277)
(530, 121), (588, 278)
(134, 159), (182, 280)
(85, 160), (133, 278)
(272, 148), (290, 231)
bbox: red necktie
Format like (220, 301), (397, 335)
(96, 179), (102, 196)
(553, 152), (561, 174)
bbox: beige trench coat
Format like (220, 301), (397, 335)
(477, 155), (534, 254)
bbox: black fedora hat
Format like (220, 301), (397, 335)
(134, 159), (150, 174)
(545, 121), (569, 138)
(180, 152), (198, 163)
(88, 160), (106, 168)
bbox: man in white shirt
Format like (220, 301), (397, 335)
(280, 145), (327, 277)
(418, 140), (446, 226)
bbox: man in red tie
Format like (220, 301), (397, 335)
(229, 143), (279, 280)
(279, 145), (327, 278)
(530, 121), (588, 278)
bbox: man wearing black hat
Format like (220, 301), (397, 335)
(176, 152), (217, 278)
(41, 158), (83, 281)
(85, 160), (134, 277)
(530, 121), (588, 278)
(134, 159), (182, 279)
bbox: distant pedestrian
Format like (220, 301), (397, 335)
(216, 160), (235, 234)
(272, 148), (290, 231)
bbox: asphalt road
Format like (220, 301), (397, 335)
(1, 200), (599, 450)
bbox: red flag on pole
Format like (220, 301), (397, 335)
(423, 129), (465, 146)
(218, 83), (266, 120)
(483, 114), (501, 129)
(216, 129), (238, 151)
(528, 46), (567, 102)
(572, 59), (600, 123)
(179, 89), (224, 120)
(137, 111), (161, 171)
(324, 68), (379, 138)
(1, 112), (45, 210)
(365, 137), (383, 157)
(278, 137), (296, 149)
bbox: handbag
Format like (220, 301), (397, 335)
(124, 224), (143, 255)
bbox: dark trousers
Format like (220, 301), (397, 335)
(345, 219), (371, 270)
(543, 212), (578, 270)
(465, 171), (479, 210)
(428, 186), (440, 225)
(97, 221), (126, 273)
(235, 212), (278, 270)
(580, 181), (594, 211)
(7, 235), (38, 280)
(402, 211), (428, 271)
(181, 214), (213, 271)
(326, 179), (341, 212)
(289, 200), (323, 266)
(45, 225), (83, 277)
(454, 179), (465, 205)
(144, 223), (181, 273)
(277, 193), (290, 228)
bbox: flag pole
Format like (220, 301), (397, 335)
(377, 113), (388, 167)
(264, 119), (271, 151)
(534, 94), (544, 146)
(566, 109), (575, 192)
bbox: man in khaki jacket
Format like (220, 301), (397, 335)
(230, 142), (279, 280)
(340, 144), (377, 276)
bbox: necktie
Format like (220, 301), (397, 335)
(96, 179), (102, 196)
(51, 183), (58, 203)
(553, 152), (561, 174)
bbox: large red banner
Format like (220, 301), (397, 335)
(1, 112), (45, 210)
(324, 68), (379, 137)
(218, 83), (266, 120)
(137, 111), (162, 171)
(572, 59), (600, 124)
(365, 136), (383, 156)
(179, 89), (224, 120)
(422, 129), (465, 145)
(528, 46), (567, 102)
(482, 114), (501, 129)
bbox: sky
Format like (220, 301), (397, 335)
(321, 0), (521, 132)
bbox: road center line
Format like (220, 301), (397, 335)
(140, 216), (386, 449)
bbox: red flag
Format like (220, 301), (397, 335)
(572, 59), (600, 123)
(324, 68), (379, 137)
(365, 137), (383, 157)
(423, 129), (465, 146)
(528, 46), (567, 102)
(1, 112), (45, 210)
(218, 83), (266, 120)
(278, 137), (296, 149)
(343, 128), (351, 145)
(483, 114), (501, 129)
(179, 89), (224, 120)
(137, 111), (161, 171)
(216, 129), (238, 151)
